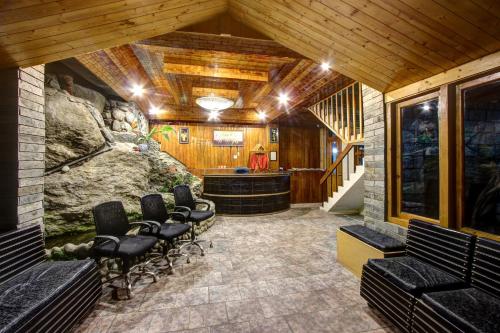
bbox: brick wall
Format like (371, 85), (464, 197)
(361, 84), (406, 241)
(0, 66), (45, 232)
(17, 66), (46, 229)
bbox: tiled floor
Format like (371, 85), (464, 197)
(75, 208), (398, 333)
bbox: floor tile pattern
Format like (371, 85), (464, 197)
(75, 209), (398, 333)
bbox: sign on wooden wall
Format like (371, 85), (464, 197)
(213, 130), (244, 146)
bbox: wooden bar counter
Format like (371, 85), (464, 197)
(202, 171), (290, 215)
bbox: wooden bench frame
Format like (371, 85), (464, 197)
(336, 228), (405, 278)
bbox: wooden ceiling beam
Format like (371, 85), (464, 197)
(164, 63), (269, 82)
(148, 106), (262, 124)
(192, 87), (240, 100)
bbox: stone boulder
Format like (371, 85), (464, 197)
(45, 88), (106, 169)
(73, 83), (106, 113)
(44, 137), (203, 237)
(44, 142), (151, 236)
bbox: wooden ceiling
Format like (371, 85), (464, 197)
(1, 1), (499, 92)
(76, 27), (347, 123)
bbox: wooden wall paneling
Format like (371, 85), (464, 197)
(290, 170), (323, 203)
(153, 123), (279, 175)
(278, 125), (321, 170)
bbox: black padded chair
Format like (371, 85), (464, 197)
(173, 185), (214, 256)
(360, 219), (475, 332)
(92, 201), (159, 299)
(413, 237), (500, 333)
(140, 194), (192, 267)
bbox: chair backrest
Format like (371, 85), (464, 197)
(92, 201), (129, 237)
(406, 219), (475, 282)
(0, 224), (46, 284)
(471, 237), (500, 298)
(173, 185), (196, 210)
(141, 194), (168, 223)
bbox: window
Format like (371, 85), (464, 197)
(458, 75), (500, 235)
(400, 98), (440, 219)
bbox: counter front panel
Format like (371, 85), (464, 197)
(203, 173), (290, 215)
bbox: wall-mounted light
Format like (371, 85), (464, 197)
(423, 103), (431, 111)
(131, 84), (145, 97)
(321, 61), (331, 71)
(278, 92), (289, 105)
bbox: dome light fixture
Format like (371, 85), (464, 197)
(196, 95), (234, 111)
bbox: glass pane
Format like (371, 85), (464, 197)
(462, 80), (500, 235)
(400, 98), (440, 219)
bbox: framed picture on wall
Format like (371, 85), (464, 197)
(270, 151), (277, 161)
(179, 127), (189, 144)
(270, 127), (279, 143)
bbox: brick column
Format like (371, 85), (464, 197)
(0, 66), (45, 232)
(362, 84), (406, 240)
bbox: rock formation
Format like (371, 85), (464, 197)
(44, 74), (205, 239)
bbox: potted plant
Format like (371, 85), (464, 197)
(135, 125), (174, 152)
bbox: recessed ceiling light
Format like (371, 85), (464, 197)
(278, 92), (289, 105)
(257, 111), (267, 120)
(131, 84), (145, 97)
(321, 61), (331, 71)
(149, 105), (160, 115)
(208, 110), (220, 121)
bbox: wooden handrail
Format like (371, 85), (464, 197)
(320, 143), (353, 184)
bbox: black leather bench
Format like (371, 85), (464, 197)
(413, 237), (500, 333)
(0, 225), (102, 333)
(360, 219), (475, 332)
(337, 225), (405, 277)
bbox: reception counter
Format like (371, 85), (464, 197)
(202, 172), (290, 215)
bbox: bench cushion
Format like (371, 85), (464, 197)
(422, 288), (500, 333)
(367, 256), (464, 296)
(0, 260), (96, 333)
(339, 225), (405, 251)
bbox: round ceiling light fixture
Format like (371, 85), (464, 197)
(195, 96), (234, 111)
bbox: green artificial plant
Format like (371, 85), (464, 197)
(135, 125), (174, 144)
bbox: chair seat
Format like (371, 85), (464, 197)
(189, 210), (214, 223)
(422, 288), (500, 333)
(0, 260), (96, 333)
(94, 235), (157, 257)
(367, 256), (464, 296)
(142, 223), (190, 240)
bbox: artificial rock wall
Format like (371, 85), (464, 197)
(361, 84), (407, 241)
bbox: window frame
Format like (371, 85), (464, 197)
(387, 89), (451, 228)
(455, 72), (500, 241)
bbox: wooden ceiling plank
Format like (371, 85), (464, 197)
(3, 0), (225, 54)
(131, 44), (179, 105)
(256, 0), (434, 78)
(398, 0), (500, 53)
(432, 0), (500, 37)
(369, 0), (489, 60)
(313, 0), (457, 70)
(192, 87), (240, 100)
(229, 1), (391, 90)
(1, 0), (195, 41)
(164, 63), (269, 82)
(0, 0), (121, 25)
(471, 0), (500, 19)
(340, 0), (474, 65)
(1, 4), (226, 68)
(241, 0), (421, 85)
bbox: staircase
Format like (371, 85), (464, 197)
(308, 82), (364, 144)
(320, 144), (365, 212)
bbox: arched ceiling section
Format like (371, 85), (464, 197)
(1, 0), (499, 92)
